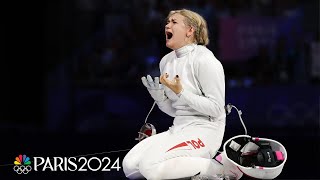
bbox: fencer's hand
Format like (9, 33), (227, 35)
(160, 73), (183, 94)
(141, 75), (167, 102)
(141, 75), (163, 90)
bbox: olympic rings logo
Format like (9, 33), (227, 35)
(13, 165), (32, 174)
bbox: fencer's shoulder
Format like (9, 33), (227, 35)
(161, 51), (175, 61)
(195, 45), (213, 54)
(159, 51), (175, 67)
(194, 45), (219, 64)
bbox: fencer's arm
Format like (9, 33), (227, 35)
(179, 55), (225, 118)
(156, 98), (176, 117)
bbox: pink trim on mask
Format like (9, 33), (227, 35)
(275, 151), (284, 161)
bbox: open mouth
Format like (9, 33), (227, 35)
(166, 32), (173, 40)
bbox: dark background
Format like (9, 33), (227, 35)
(3, 0), (320, 179)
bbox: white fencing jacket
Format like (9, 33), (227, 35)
(157, 43), (226, 126)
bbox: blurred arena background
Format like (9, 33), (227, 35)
(3, 0), (320, 179)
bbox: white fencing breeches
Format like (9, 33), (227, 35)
(122, 120), (225, 179)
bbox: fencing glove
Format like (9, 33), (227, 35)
(141, 75), (167, 102)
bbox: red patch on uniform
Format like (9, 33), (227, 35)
(166, 142), (188, 152)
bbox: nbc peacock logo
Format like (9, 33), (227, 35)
(13, 154), (32, 174)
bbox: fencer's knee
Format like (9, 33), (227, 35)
(139, 159), (163, 180)
(122, 156), (138, 177)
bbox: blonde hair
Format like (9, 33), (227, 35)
(167, 9), (209, 46)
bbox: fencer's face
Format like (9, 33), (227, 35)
(165, 13), (193, 50)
